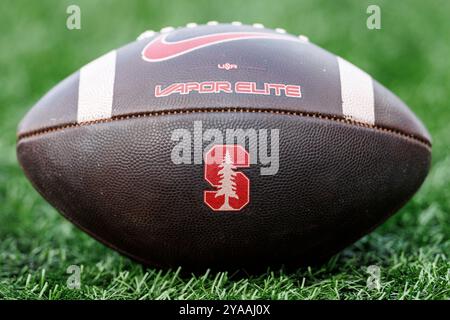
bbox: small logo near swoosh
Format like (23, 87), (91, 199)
(141, 32), (298, 62)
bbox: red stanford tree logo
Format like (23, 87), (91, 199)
(204, 145), (250, 211)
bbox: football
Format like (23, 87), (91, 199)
(17, 22), (431, 270)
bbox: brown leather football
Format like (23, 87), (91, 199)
(17, 23), (431, 270)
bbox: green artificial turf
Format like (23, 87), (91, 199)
(0, 0), (449, 300)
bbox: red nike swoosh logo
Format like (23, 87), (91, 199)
(141, 32), (297, 62)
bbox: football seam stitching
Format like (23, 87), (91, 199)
(17, 108), (432, 148)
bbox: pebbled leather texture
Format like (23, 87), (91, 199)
(17, 23), (432, 269)
(17, 112), (431, 269)
(17, 24), (431, 143)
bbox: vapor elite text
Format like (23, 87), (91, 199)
(155, 81), (302, 98)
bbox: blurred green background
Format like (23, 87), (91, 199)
(0, 0), (448, 299)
